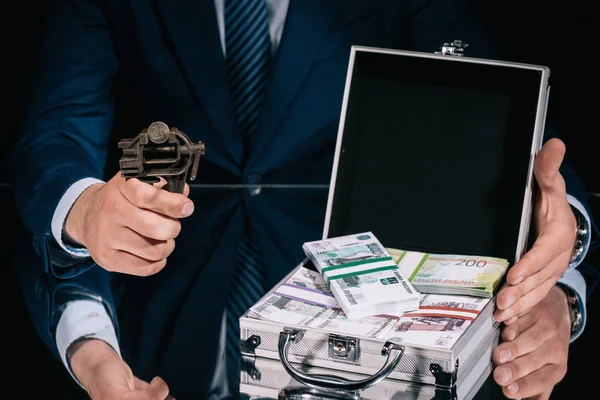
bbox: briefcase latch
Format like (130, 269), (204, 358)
(328, 334), (359, 363)
(435, 40), (469, 56)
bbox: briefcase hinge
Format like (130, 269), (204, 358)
(328, 334), (359, 363)
(434, 40), (469, 56)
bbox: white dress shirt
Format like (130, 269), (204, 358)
(52, 0), (592, 394)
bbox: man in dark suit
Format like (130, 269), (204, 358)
(9, 1), (597, 399)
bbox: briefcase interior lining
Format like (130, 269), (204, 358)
(324, 46), (549, 265)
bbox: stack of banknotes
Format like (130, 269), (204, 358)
(248, 265), (491, 348)
(302, 232), (421, 318)
(387, 248), (509, 298)
(249, 267), (399, 339)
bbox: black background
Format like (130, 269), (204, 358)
(1, 1), (598, 398)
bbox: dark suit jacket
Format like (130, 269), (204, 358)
(8, 0), (596, 398)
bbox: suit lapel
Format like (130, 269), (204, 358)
(249, 0), (332, 166)
(156, 0), (242, 172)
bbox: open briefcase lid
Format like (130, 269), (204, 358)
(323, 45), (550, 265)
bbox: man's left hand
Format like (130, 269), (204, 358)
(495, 138), (577, 323)
(492, 285), (571, 399)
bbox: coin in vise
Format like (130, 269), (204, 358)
(147, 121), (170, 144)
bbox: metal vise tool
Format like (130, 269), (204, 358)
(118, 121), (206, 194)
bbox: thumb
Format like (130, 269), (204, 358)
(133, 377), (149, 390)
(153, 177), (190, 197)
(152, 177), (169, 189)
(145, 376), (170, 399)
(534, 138), (565, 192)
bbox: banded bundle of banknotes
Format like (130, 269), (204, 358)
(387, 248), (510, 298)
(249, 265), (492, 349)
(246, 231), (509, 346)
(302, 232), (421, 318)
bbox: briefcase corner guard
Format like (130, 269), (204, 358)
(430, 358), (460, 387)
(240, 335), (263, 381)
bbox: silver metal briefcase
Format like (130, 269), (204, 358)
(240, 319), (500, 399)
(240, 41), (550, 394)
(240, 258), (499, 388)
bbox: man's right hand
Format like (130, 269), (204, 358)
(70, 339), (173, 400)
(64, 172), (194, 276)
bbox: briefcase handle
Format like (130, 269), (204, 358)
(278, 328), (404, 392)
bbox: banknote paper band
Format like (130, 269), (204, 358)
(274, 283), (339, 308)
(321, 256), (395, 273)
(394, 250), (408, 265)
(322, 258), (398, 281)
(407, 253), (431, 282)
(326, 264), (399, 283)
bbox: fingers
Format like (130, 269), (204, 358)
(494, 311), (540, 366)
(502, 139), (571, 291)
(93, 205), (175, 274)
(494, 317), (553, 370)
(120, 177), (195, 219)
(120, 202), (182, 241)
(112, 227), (176, 262)
(495, 276), (557, 322)
(145, 377), (170, 400)
(85, 173), (189, 277)
(493, 313), (567, 400)
(95, 249), (168, 277)
(500, 310), (537, 343)
(497, 228), (572, 321)
(534, 138), (565, 193)
(501, 364), (564, 399)
(504, 230), (568, 288)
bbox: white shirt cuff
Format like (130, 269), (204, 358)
(51, 178), (104, 258)
(566, 193), (592, 269)
(56, 300), (121, 387)
(557, 268), (586, 342)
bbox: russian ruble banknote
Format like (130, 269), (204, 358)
(273, 266), (339, 309)
(384, 293), (491, 349)
(303, 232), (420, 318)
(250, 293), (398, 339)
(389, 248), (509, 298)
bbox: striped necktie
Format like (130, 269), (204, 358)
(223, 0), (272, 389)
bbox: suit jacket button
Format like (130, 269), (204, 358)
(245, 174), (262, 196)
